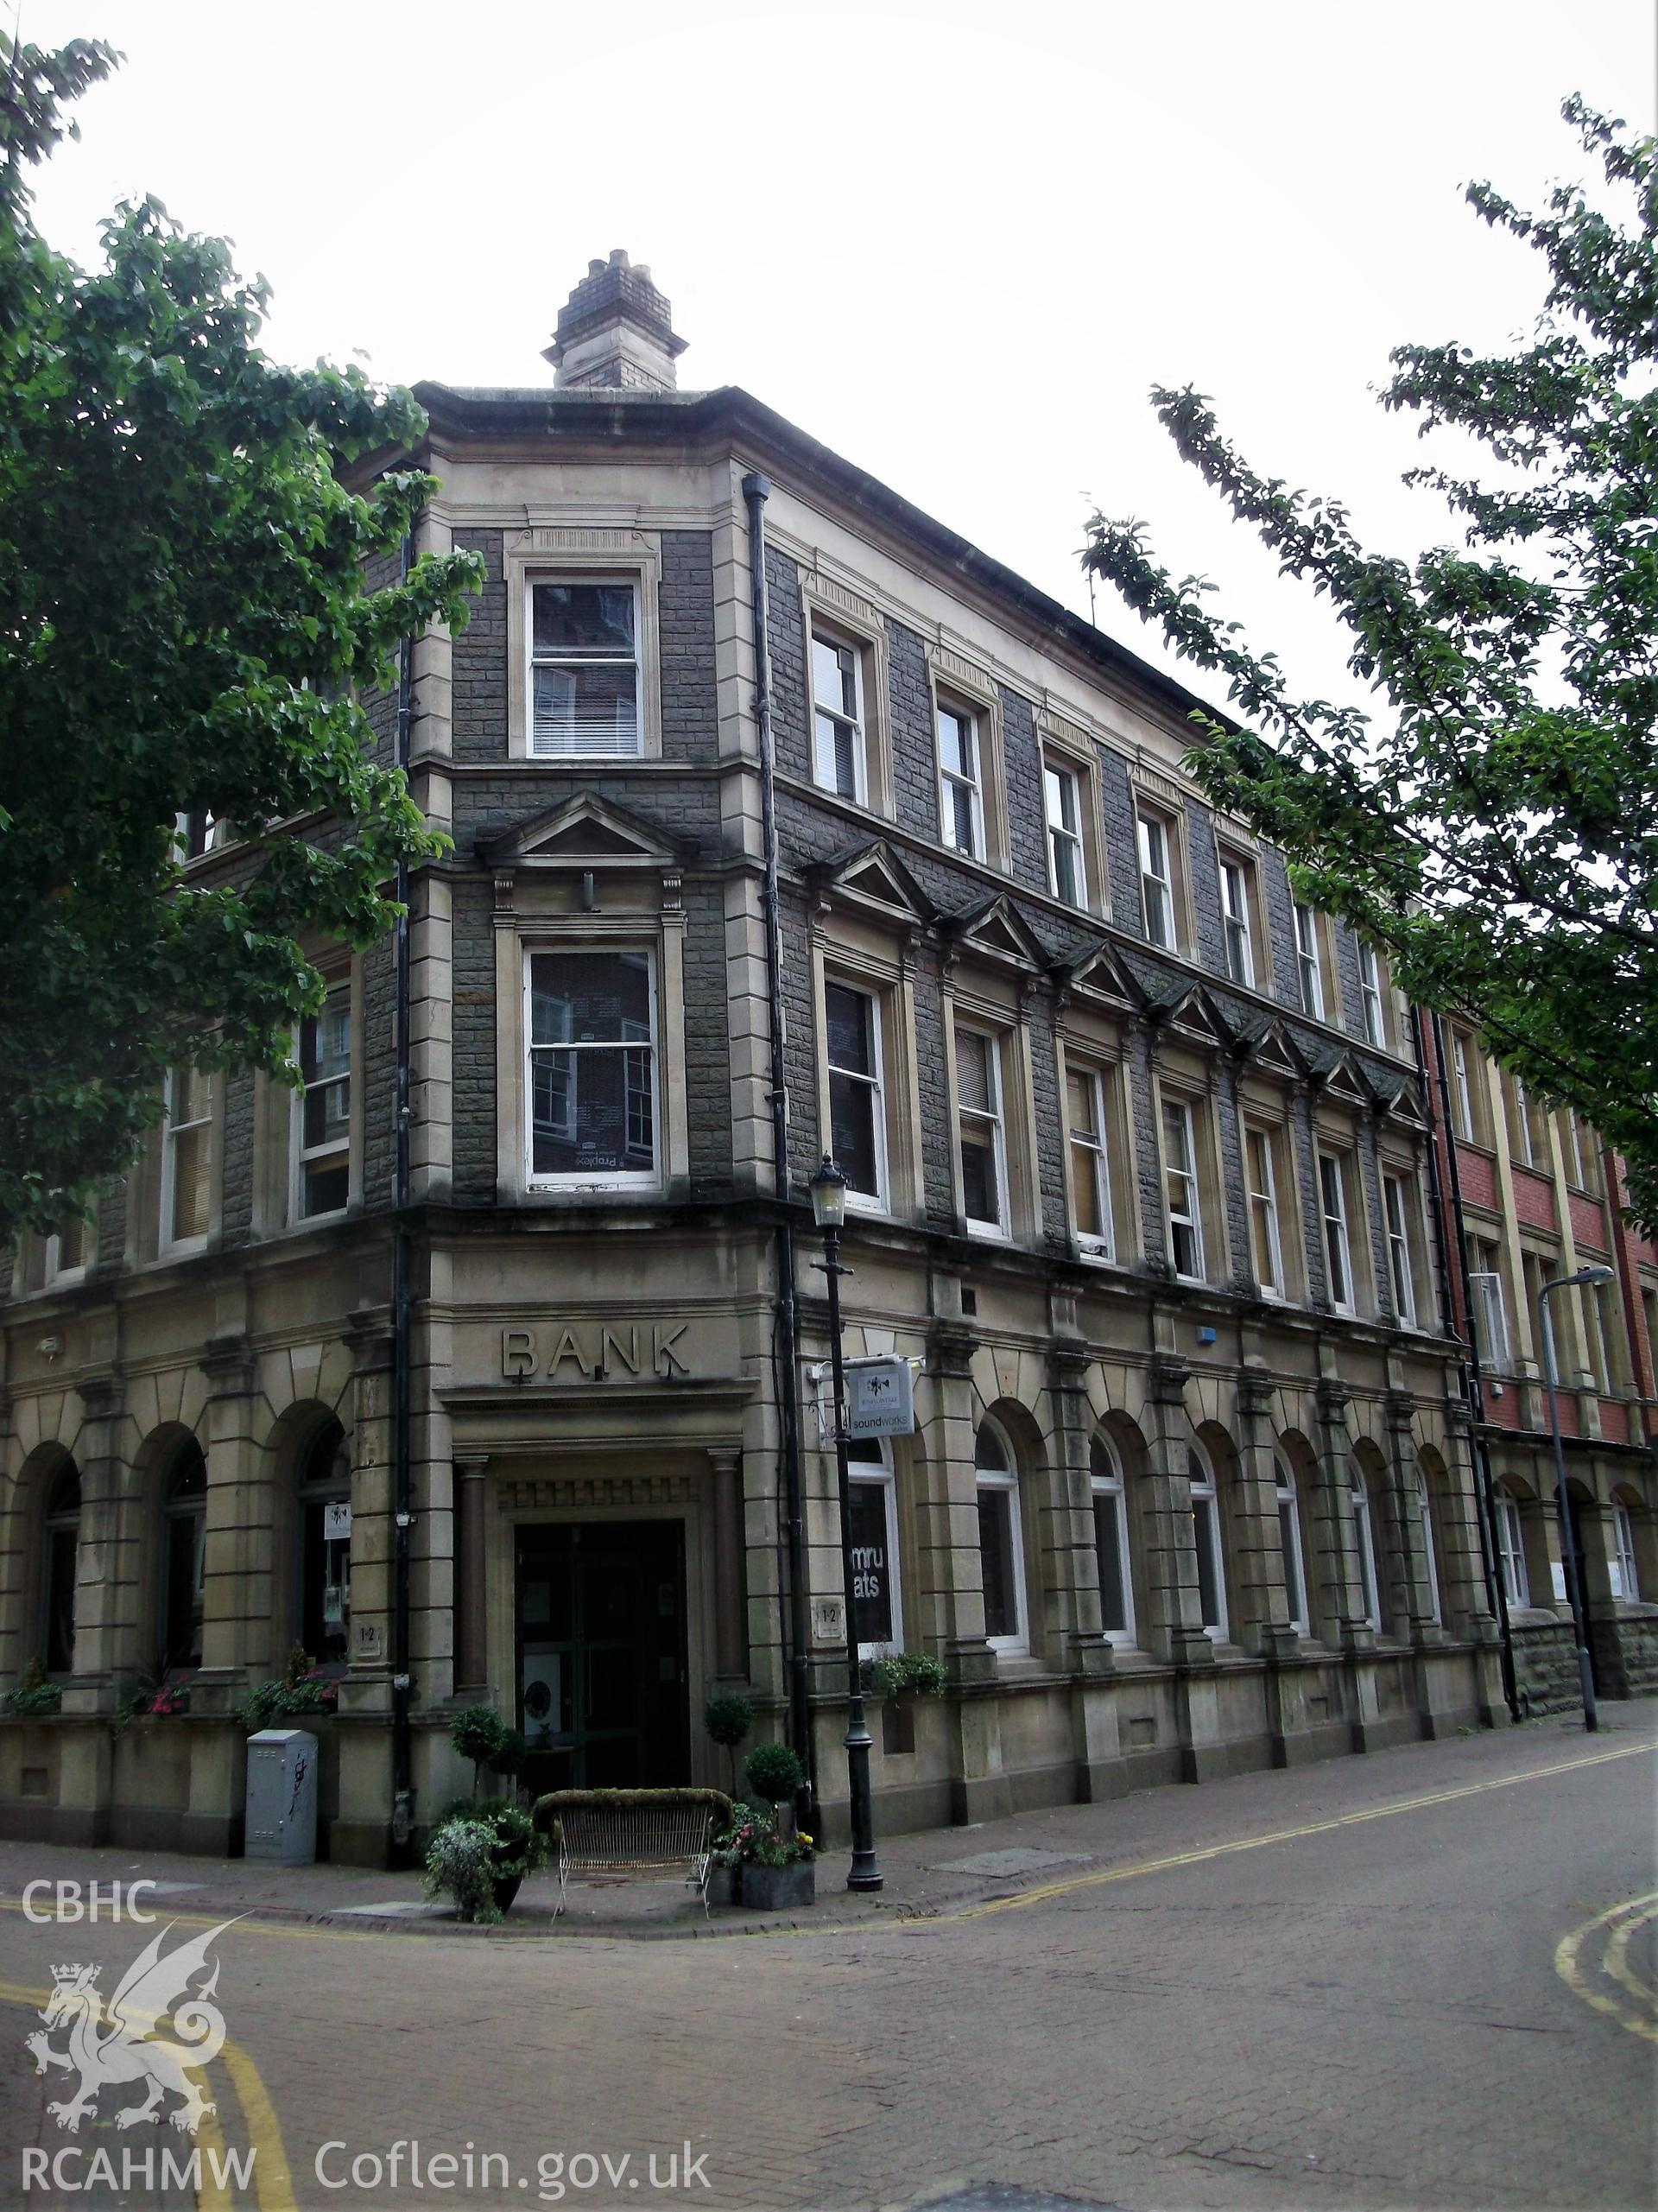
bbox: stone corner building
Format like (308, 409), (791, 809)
(3, 255), (1653, 1860)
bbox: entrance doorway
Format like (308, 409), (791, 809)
(515, 1520), (689, 1795)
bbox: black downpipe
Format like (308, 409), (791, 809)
(1424, 1009), (1521, 1723)
(389, 525), (416, 1860)
(742, 471), (814, 1817)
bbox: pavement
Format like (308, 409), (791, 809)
(0, 1704), (1654, 2211)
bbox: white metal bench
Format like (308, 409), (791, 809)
(533, 1788), (734, 1917)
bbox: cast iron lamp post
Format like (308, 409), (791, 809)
(1537, 1263), (1616, 1734)
(809, 1154), (883, 1892)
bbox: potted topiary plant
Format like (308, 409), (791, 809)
(703, 1691), (753, 1798)
(734, 1741), (815, 1910)
(450, 1704), (509, 1803)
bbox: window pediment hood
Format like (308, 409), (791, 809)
(475, 793), (699, 875)
(937, 891), (1047, 973)
(1053, 935), (1144, 1009)
(804, 839), (935, 927)
(1237, 1015), (1315, 1080)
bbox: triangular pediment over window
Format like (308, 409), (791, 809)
(940, 891), (1047, 972)
(476, 792), (695, 871)
(1372, 1074), (1427, 1126)
(805, 840), (934, 925)
(1054, 935), (1141, 1008)
(1165, 986), (1235, 1049)
(1319, 1049), (1378, 1107)
(1237, 1017), (1312, 1080)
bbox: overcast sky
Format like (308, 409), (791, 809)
(15, 0), (1656, 719)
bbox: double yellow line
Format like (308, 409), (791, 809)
(0, 1978), (294, 2212)
(1554, 1890), (1658, 2045)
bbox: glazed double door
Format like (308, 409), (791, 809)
(516, 1519), (689, 1794)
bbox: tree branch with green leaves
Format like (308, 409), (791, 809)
(0, 33), (484, 1243)
(1083, 95), (1658, 1233)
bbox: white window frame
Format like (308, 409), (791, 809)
(1583, 1279), (1614, 1393)
(1090, 1433), (1135, 1644)
(825, 979), (888, 1214)
(292, 979), (352, 1224)
(1383, 1172), (1416, 1326)
(1468, 1259), (1509, 1369)
(159, 1067), (212, 1257)
(1496, 1487), (1529, 1610)
(1162, 1096), (1205, 1283)
(1319, 1151), (1355, 1314)
(522, 947), (661, 1193)
(1045, 758), (1086, 908)
(974, 1418), (1028, 1656)
(1350, 1470), (1381, 1630)
(44, 1214), (93, 1287)
(1274, 1455), (1308, 1634)
(811, 627), (868, 805)
(526, 576), (643, 759)
(846, 1436), (903, 1658)
(1357, 941), (1386, 1047)
(1137, 811), (1174, 948)
(1218, 857), (1255, 987)
(1066, 1062), (1114, 1261)
(174, 809), (227, 860)
(1187, 1442), (1227, 1638)
(1611, 1502), (1640, 1602)
(1418, 1472), (1443, 1626)
(936, 698), (984, 860)
(1294, 903), (1324, 1019)
(1245, 1125), (1284, 1299)
(1452, 1033), (1477, 1140)
(956, 1025), (1010, 1241)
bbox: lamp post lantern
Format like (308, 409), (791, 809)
(809, 1154), (883, 1892)
(1537, 1264), (1615, 1734)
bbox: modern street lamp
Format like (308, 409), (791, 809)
(808, 1153), (883, 1892)
(1537, 1264), (1616, 1734)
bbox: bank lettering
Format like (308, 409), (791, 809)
(503, 1323), (692, 1382)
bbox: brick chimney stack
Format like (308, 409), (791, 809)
(543, 250), (687, 392)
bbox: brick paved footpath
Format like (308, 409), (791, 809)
(0, 1708), (1653, 2212)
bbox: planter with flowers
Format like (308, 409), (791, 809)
(233, 1646), (342, 1733)
(717, 1741), (815, 1910)
(423, 1801), (548, 1924)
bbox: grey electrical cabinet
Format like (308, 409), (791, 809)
(244, 1727), (319, 1864)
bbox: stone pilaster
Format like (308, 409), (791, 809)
(1315, 1377), (1384, 1749)
(921, 1311), (996, 1682)
(1142, 1351), (1211, 1668)
(339, 1311), (394, 1716)
(61, 1371), (124, 1703)
(1383, 1392), (1441, 1643)
(453, 1456), (490, 1695)
(1045, 1315), (1114, 1676)
(924, 1302), (1009, 1823)
(1231, 1367), (1299, 1658)
(197, 1333), (264, 1686)
(710, 1448), (747, 1683)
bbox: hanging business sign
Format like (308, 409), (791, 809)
(845, 1356), (914, 1439)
